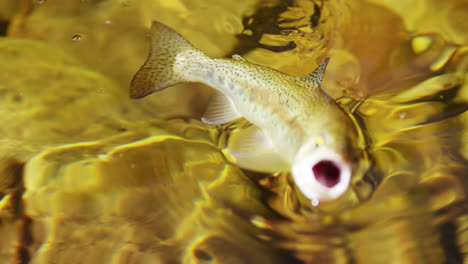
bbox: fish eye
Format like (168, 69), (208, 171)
(312, 160), (340, 188)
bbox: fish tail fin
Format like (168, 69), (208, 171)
(130, 21), (206, 99)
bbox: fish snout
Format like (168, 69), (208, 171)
(292, 146), (351, 205)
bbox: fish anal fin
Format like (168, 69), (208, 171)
(201, 91), (242, 125)
(298, 57), (330, 89)
(224, 126), (290, 173)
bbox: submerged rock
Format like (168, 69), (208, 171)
(21, 125), (292, 264)
(0, 0), (17, 22)
(0, 37), (150, 161)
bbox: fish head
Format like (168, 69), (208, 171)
(291, 138), (353, 205)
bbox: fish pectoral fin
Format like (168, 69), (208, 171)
(224, 125), (290, 173)
(201, 90), (242, 125)
(298, 57), (330, 89)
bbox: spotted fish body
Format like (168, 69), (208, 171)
(131, 22), (359, 204)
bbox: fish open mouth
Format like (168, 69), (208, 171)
(292, 145), (352, 203)
(312, 160), (341, 188)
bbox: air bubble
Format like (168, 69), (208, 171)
(399, 112), (407, 120)
(37, 0), (46, 4)
(311, 198), (319, 207)
(72, 34), (82, 42)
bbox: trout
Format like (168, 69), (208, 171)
(130, 21), (360, 205)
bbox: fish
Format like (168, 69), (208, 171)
(130, 21), (361, 205)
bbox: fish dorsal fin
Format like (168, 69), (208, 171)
(231, 54), (245, 61)
(224, 125), (290, 173)
(298, 57), (330, 88)
(201, 90), (242, 125)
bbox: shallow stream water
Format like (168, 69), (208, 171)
(0, 0), (467, 263)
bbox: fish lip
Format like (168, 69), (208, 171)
(292, 145), (351, 202)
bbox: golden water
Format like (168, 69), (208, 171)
(0, 0), (467, 263)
